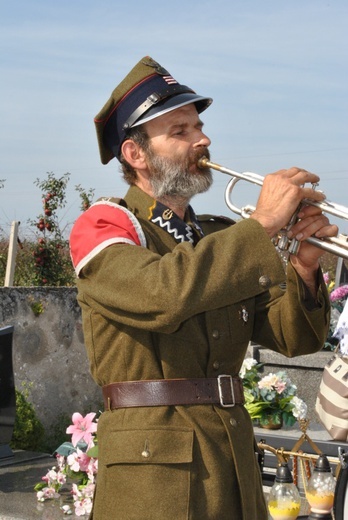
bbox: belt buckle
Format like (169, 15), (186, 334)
(217, 374), (235, 408)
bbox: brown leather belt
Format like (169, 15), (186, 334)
(103, 375), (245, 410)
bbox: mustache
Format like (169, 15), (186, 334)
(191, 147), (210, 167)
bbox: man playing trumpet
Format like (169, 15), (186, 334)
(70, 56), (338, 520)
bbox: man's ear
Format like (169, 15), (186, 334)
(121, 140), (147, 170)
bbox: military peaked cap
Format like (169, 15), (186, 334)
(94, 56), (213, 164)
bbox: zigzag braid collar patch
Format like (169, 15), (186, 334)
(148, 201), (204, 244)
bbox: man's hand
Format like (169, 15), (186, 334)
(288, 204), (338, 266)
(288, 204), (338, 295)
(250, 166), (339, 296)
(250, 166), (326, 237)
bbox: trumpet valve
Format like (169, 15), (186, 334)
(288, 238), (301, 256)
(273, 233), (301, 256)
(273, 233), (290, 251)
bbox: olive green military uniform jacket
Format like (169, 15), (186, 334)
(71, 185), (330, 520)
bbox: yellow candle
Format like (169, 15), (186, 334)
(268, 500), (300, 520)
(306, 491), (334, 513)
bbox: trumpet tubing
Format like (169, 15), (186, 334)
(198, 156), (348, 260)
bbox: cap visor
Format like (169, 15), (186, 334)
(132, 93), (212, 127)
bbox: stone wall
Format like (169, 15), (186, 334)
(0, 288), (102, 437)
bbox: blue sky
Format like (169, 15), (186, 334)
(1, 0), (347, 238)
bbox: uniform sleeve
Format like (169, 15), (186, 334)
(252, 262), (330, 357)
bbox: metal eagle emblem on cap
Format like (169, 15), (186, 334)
(142, 56), (170, 76)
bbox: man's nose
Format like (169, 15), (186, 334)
(194, 131), (211, 148)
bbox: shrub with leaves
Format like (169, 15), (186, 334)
(11, 385), (45, 451)
(27, 172), (75, 286)
(75, 184), (95, 213)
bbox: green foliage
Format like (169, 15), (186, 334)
(241, 360), (307, 428)
(11, 385), (45, 452)
(30, 299), (45, 316)
(30, 237), (75, 286)
(28, 172), (74, 286)
(75, 184), (95, 212)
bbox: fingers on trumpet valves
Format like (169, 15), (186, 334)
(287, 213), (338, 242)
(266, 168), (325, 203)
(283, 167), (324, 197)
(313, 222), (339, 239)
(301, 186), (326, 202)
(297, 204), (325, 219)
(287, 166), (320, 183)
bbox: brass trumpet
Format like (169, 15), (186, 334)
(198, 156), (348, 260)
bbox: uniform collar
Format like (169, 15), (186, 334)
(124, 185), (204, 245)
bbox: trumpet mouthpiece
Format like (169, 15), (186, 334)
(197, 156), (208, 168)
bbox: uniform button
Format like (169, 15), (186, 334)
(212, 329), (220, 339)
(230, 418), (237, 427)
(142, 440), (150, 458)
(259, 275), (271, 288)
(212, 361), (220, 370)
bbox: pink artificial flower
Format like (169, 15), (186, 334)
(71, 483), (95, 516)
(274, 381), (286, 394)
(74, 497), (93, 517)
(42, 467), (66, 487)
(37, 487), (60, 502)
(87, 458), (98, 482)
(56, 454), (66, 471)
(66, 412), (97, 447)
(330, 285), (348, 302)
(323, 272), (330, 284)
(67, 448), (91, 473)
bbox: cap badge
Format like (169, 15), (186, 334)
(162, 209), (174, 220)
(142, 56), (170, 76)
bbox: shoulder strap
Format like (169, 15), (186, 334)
(198, 214), (236, 225)
(197, 214), (236, 235)
(97, 196), (127, 208)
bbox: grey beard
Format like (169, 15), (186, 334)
(147, 154), (213, 201)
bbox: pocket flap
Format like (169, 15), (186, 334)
(103, 428), (194, 465)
